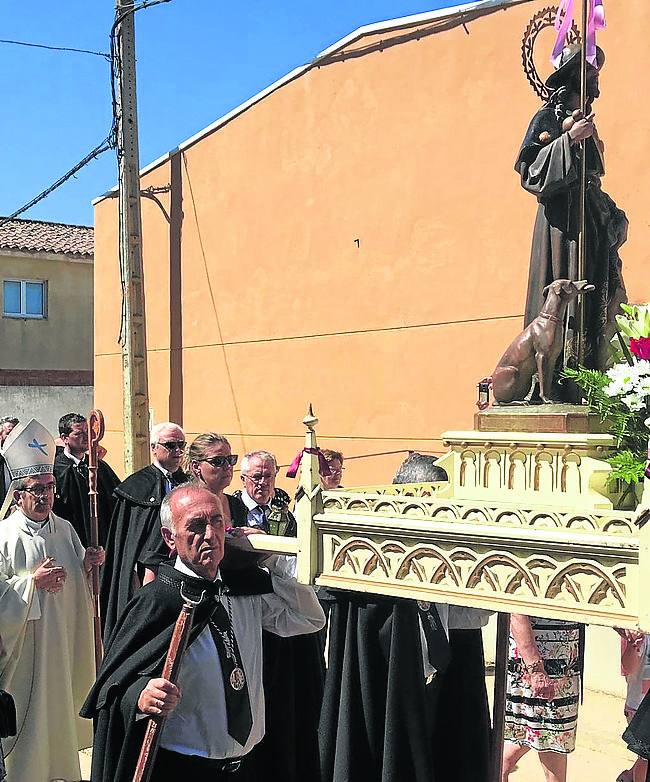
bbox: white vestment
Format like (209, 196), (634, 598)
(0, 510), (95, 782)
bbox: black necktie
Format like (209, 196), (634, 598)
(207, 598), (253, 746)
(417, 601), (451, 675)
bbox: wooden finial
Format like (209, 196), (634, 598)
(303, 404), (318, 431)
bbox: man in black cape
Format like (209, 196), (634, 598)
(81, 483), (325, 782)
(100, 421), (187, 638)
(516, 44), (627, 377)
(53, 412), (120, 548)
(318, 454), (452, 782)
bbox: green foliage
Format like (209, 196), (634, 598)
(562, 366), (648, 489)
(607, 450), (648, 486)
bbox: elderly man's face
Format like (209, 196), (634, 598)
(241, 455), (277, 506)
(151, 425), (186, 473)
(163, 489), (225, 580)
(15, 474), (56, 522)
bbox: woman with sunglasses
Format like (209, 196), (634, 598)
(185, 433), (247, 528)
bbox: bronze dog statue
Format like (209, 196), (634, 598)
(491, 279), (595, 405)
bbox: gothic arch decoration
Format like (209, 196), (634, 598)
(545, 561), (626, 607)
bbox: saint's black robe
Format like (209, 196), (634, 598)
(318, 592), (441, 782)
(100, 465), (187, 639)
(81, 562), (273, 782)
(516, 105), (627, 372)
(53, 451), (120, 548)
(231, 489), (325, 782)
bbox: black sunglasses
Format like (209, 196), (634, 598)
(157, 440), (186, 451)
(202, 454), (238, 468)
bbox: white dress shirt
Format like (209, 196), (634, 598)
(240, 489), (267, 529)
(153, 460), (174, 494)
(447, 605), (494, 630)
(160, 555), (325, 759)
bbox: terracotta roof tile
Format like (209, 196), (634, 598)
(0, 218), (93, 257)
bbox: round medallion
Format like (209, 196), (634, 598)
(417, 601), (431, 612)
(230, 667), (246, 691)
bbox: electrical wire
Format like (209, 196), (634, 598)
(0, 136), (114, 227)
(0, 38), (110, 60)
(1, 0), (173, 227)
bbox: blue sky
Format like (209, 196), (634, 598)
(0, 0), (458, 226)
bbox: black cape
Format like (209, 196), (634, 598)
(516, 105), (627, 372)
(53, 451), (120, 548)
(432, 628), (491, 782)
(232, 489), (324, 782)
(81, 562), (273, 782)
(100, 465), (187, 638)
(318, 592), (439, 782)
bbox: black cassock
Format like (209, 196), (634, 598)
(516, 105), (627, 371)
(319, 592), (443, 782)
(231, 490), (325, 782)
(53, 450), (120, 548)
(100, 464), (187, 639)
(81, 562), (273, 782)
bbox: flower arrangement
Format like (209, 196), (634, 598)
(564, 304), (650, 495)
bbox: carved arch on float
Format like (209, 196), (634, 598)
(544, 561), (625, 607)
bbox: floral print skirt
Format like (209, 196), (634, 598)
(504, 618), (580, 753)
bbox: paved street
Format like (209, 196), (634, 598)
(79, 678), (637, 781)
(487, 674), (635, 782)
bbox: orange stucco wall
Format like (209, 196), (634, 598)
(94, 0), (650, 484)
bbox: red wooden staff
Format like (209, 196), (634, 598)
(88, 408), (105, 672)
(132, 585), (205, 782)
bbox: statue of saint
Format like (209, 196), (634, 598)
(516, 44), (627, 375)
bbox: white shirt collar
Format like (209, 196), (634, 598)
(64, 447), (82, 466)
(153, 460), (171, 478)
(174, 556), (221, 583)
(240, 489), (258, 511)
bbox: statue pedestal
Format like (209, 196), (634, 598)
(438, 406), (626, 511)
(474, 404), (607, 435)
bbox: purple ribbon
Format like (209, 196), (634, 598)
(286, 447), (331, 479)
(552, 0), (605, 68)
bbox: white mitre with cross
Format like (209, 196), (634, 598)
(0, 418), (55, 519)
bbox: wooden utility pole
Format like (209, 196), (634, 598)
(114, 0), (150, 473)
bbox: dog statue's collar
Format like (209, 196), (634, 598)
(538, 311), (563, 325)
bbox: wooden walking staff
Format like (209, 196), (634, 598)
(88, 408), (106, 672)
(132, 584), (205, 782)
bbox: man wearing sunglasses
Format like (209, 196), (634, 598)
(100, 422), (188, 639)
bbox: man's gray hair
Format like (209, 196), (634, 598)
(150, 421), (184, 446)
(393, 453), (448, 484)
(240, 450), (278, 474)
(0, 416), (19, 426)
(159, 481), (198, 530)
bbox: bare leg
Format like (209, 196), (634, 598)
(538, 750), (567, 782)
(501, 743), (529, 781)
